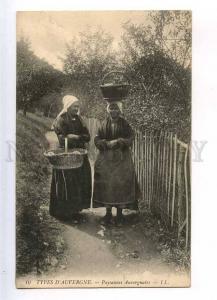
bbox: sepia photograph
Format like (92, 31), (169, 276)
(16, 11), (191, 288)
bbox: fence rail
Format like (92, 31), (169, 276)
(85, 118), (191, 248)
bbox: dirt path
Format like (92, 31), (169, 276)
(17, 205), (190, 288)
(49, 208), (179, 279)
(17, 206), (190, 288)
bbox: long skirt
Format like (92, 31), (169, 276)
(49, 155), (91, 220)
(93, 149), (140, 209)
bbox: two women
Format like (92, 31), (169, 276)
(49, 95), (92, 221)
(49, 96), (139, 224)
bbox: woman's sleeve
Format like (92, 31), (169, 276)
(117, 121), (134, 149)
(79, 124), (91, 143)
(53, 117), (67, 147)
(94, 125), (108, 151)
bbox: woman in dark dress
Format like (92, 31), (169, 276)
(93, 102), (140, 225)
(49, 95), (92, 221)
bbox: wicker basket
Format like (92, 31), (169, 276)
(44, 148), (88, 169)
(100, 71), (131, 102)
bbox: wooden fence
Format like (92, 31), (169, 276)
(132, 130), (191, 248)
(84, 118), (191, 248)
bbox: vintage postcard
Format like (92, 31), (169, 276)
(16, 11), (191, 288)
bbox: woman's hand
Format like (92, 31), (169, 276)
(107, 139), (118, 149)
(117, 138), (126, 148)
(117, 138), (125, 144)
(67, 134), (80, 140)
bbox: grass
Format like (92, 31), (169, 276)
(138, 210), (191, 271)
(16, 112), (65, 275)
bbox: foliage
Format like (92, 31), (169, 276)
(138, 210), (190, 271)
(17, 37), (64, 114)
(36, 92), (63, 118)
(17, 12), (191, 141)
(62, 28), (117, 119)
(119, 11), (191, 141)
(16, 113), (65, 275)
(149, 11), (191, 69)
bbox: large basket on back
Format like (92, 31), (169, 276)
(44, 148), (88, 169)
(100, 71), (131, 102)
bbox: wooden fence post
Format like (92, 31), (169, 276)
(171, 134), (177, 227)
(142, 132), (145, 204)
(167, 133), (173, 218)
(177, 146), (185, 240)
(157, 131), (162, 213)
(148, 133), (152, 208)
(151, 133), (155, 209)
(144, 131), (147, 205)
(147, 132), (150, 207)
(159, 132), (164, 214)
(165, 132), (170, 217)
(184, 146), (189, 249)
(161, 132), (167, 219)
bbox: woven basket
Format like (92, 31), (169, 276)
(100, 71), (131, 102)
(44, 148), (88, 169)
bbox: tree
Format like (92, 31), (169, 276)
(62, 28), (117, 118)
(17, 37), (35, 114)
(119, 11), (191, 141)
(149, 11), (191, 69)
(17, 37), (64, 115)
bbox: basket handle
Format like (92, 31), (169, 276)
(102, 71), (130, 85)
(65, 137), (68, 153)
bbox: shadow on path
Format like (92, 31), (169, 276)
(56, 208), (176, 278)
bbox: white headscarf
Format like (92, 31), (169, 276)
(57, 95), (79, 118)
(51, 95), (79, 129)
(106, 101), (123, 114)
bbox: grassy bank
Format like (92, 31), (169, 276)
(16, 112), (65, 276)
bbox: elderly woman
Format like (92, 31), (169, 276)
(93, 102), (140, 225)
(49, 95), (91, 221)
